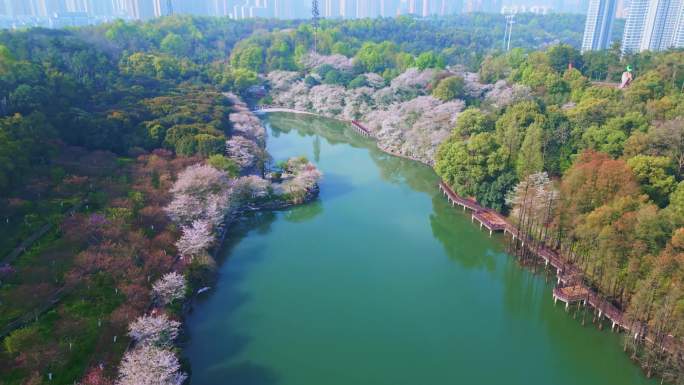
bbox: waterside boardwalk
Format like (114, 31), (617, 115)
(437, 179), (668, 345)
(350, 120), (373, 137)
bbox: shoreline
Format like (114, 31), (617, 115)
(256, 109), (665, 355)
(253, 107), (317, 116)
(257, 107), (434, 167)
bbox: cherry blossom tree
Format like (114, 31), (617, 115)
(165, 164), (232, 226)
(175, 220), (214, 258)
(128, 313), (180, 348)
(152, 272), (186, 305)
(225, 136), (262, 172)
(232, 176), (271, 203)
(506, 172), (558, 249)
(169, 164), (229, 198)
(277, 159), (322, 203)
(225, 93), (266, 143)
(299, 52), (354, 71)
(164, 193), (206, 225)
(267, 71), (302, 92)
(116, 345), (186, 385)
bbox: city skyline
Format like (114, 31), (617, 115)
(1, 0), (591, 20)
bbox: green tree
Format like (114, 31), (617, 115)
(452, 108), (493, 139)
(195, 134), (225, 157)
(516, 123), (544, 178)
(666, 182), (684, 227)
(547, 44), (583, 73)
(354, 41), (397, 73)
(627, 155), (677, 207)
(625, 71), (666, 104)
(160, 32), (187, 55)
(207, 154), (240, 177)
(416, 51), (445, 70)
(4, 326), (40, 355)
(582, 125), (627, 157)
(232, 45), (264, 72)
(435, 132), (506, 198)
(432, 76), (465, 102)
(479, 54), (510, 84)
(231, 68), (259, 93)
(495, 101), (543, 166)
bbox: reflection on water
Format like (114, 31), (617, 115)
(185, 112), (656, 385)
(283, 200), (323, 223)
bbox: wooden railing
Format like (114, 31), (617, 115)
(437, 179), (678, 350)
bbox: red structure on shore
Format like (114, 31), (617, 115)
(350, 120), (372, 137)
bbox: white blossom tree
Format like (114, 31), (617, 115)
(278, 160), (322, 203)
(152, 272), (187, 306)
(484, 80), (532, 109)
(165, 164), (232, 227)
(299, 52), (355, 71)
(225, 93), (266, 143)
(204, 193), (232, 227)
(175, 220), (214, 258)
(232, 176), (271, 204)
(365, 96), (465, 164)
(164, 193), (206, 225)
(128, 313), (180, 348)
(267, 71), (302, 92)
(225, 136), (261, 172)
(116, 345), (186, 385)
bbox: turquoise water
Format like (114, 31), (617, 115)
(185, 112), (654, 385)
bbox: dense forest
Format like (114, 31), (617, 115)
(434, 47), (684, 382)
(215, 14), (684, 382)
(0, 11), (680, 385)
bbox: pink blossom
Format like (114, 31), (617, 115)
(116, 345), (186, 385)
(175, 220), (214, 258)
(152, 272), (186, 305)
(128, 313), (180, 348)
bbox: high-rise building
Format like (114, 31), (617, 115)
(615, 0), (628, 18)
(4, 0), (32, 15)
(87, 0), (114, 15)
(323, 0), (333, 17)
(581, 0), (616, 52)
(622, 0), (684, 54)
(339, 0), (353, 18)
(621, 0), (649, 53)
(674, 4), (684, 47)
(123, 0), (155, 19)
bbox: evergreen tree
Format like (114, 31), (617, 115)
(516, 123), (544, 178)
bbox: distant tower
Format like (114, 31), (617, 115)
(581, 0), (617, 52)
(324, 0), (332, 17)
(166, 0), (173, 15)
(503, 14), (515, 51)
(339, 0), (348, 18)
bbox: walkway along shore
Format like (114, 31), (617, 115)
(438, 181), (678, 352)
(254, 105), (679, 353)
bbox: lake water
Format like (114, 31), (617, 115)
(185, 112), (654, 385)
